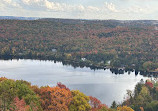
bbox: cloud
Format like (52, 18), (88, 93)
(104, 1), (150, 14)
(87, 6), (100, 12)
(20, 0), (101, 13)
(20, 0), (82, 12)
(0, 1), (5, 10)
(122, 5), (151, 14)
(127, 6), (145, 13)
(44, 0), (66, 11)
(4, 0), (12, 4)
(77, 5), (85, 12)
(1, 0), (21, 8)
(1, 0), (151, 14)
(22, 0), (43, 5)
(105, 2), (118, 12)
(22, 0), (51, 10)
(0, 0), (158, 20)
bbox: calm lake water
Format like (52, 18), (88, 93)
(0, 59), (149, 106)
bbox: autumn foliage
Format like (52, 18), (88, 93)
(0, 19), (157, 72)
(10, 97), (30, 111)
(117, 106), (134, 111)
(0, 77), (136, 111)
(89, 96), (108, 111)
(39, 86), (72, 111)
(145, 82), (153, 88)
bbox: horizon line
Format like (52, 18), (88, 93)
(0, 15), (158, 21)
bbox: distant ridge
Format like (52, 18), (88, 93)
(1, 16), (158, 26)
(0, 16), (39, 20)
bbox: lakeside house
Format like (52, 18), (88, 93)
(81, 58), (86, 61)
(139, 79), (145, 84)
(52, 49), (57, 53)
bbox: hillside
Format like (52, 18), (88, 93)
(0, 18), (157, 73)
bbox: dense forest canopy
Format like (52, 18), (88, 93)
(0, 19), (157, 73)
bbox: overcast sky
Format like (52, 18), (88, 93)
(0, 0), (158, 20)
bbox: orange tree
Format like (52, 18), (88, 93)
(39, 85), (72, 111)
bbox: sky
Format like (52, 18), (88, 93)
(0, 0), (158, 20)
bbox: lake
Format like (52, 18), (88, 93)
(0, 59), (149, 106)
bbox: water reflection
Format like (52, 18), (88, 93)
(0, 59), (150, 106)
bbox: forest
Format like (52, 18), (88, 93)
(0, 77), (157, 111)
(0, 19), (158, 74)
(122, 79), (158, 111)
